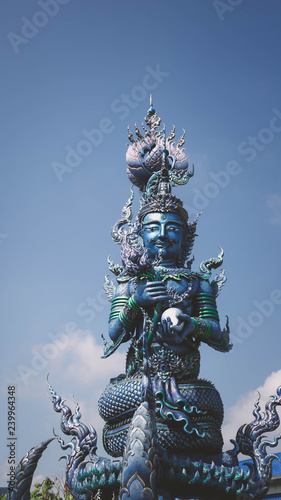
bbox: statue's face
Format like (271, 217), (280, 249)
(141, 212), (183, 267)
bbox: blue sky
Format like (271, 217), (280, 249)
(1, 0), (281, 486)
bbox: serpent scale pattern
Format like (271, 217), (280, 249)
(98, 376), (224, 457)
(102, 419), (223, 457)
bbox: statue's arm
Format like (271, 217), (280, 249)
(191, 278), (232, 352)
(108, 281), (142, 344)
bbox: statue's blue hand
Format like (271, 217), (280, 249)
(161, 317), (175, 340)
(177, 313), (195, 336)
(160, 313), (194, 344)
(134, 280), (169, 308)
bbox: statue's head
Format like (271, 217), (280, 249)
(140, 212), (184, 267)
(119, 192), (198, 275)
(138, 193), (189, 268)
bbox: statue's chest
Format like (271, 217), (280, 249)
(163, 276), (199, 310)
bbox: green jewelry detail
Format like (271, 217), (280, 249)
(194, 306), (218, 311)
(193, 293), (219, 321)
(119, 310), (134, 329)
(109, 296), (129, 323)
(128, 295), (141, 313)
(109, 311), (121, 322)
(199, 313), (219, 321)
(111, 297), (128, 307)
(193, 318), (212, 341)
(118, 295), (142, 331)
(137, 270), (157, 282)
(192, 318), (199, 335)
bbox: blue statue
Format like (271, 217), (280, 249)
(99, 99), (231, 462)
(10, 100), (281, 500)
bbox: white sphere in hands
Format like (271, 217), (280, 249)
(161, 307), (184, 332)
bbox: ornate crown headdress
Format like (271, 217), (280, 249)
(109, 98), (200, 276)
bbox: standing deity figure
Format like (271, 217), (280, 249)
(99, 100), (232, 464)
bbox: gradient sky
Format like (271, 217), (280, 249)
(1, 0), (281, 486)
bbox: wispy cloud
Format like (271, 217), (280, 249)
(10, 329), (126, 391)
(61, 331), (126, 384)
(223, 369), (281, 450)
(267, 194), (281, 227)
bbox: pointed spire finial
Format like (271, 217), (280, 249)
(147, 95), (155, 117)
(162, 125), (166, 170)
(158, 125), (171, 195)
